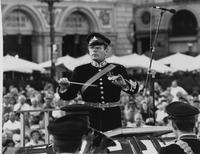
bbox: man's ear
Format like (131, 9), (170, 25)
(172, 120), (178, 130)
(105, 46), (111, 56)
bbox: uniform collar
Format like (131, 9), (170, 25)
(178, 133), (197, 140)
(91, 60), (107, 68)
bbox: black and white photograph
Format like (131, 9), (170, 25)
(1, 0), (200, 153)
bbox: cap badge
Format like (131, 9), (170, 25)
(89, 36), (98, 44)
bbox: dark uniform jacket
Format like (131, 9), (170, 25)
(58, 62), (138, 131)
(159, 134), (200, 154)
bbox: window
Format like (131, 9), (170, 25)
(169, 10), (197, 37)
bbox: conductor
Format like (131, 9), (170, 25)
(58, 32), (139, 132)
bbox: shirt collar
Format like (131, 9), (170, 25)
(91, 60), (107, 68)
(178, 133), (197, 140)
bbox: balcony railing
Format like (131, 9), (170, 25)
(17, 108), (60, 147)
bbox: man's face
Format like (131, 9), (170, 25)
(88, 45), (107, 62)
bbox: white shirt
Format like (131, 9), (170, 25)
(170, 86), (187, 101)
(25, 139), (44, 147)
(13, 103), (31, 111)
(3, 120), (21, 132)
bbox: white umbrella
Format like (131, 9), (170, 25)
(39, 55), (76, 71)
(74, 54), (91, 67)
(107, 54), (170, 73)
(188, 54), (200, 71)
(3, 55), (45, 73)
(158, 52), (196, 72)
(107, 55), (125, 65)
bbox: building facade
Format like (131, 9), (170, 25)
(133, 0), (200, 59)
(2, 0), (135, 63)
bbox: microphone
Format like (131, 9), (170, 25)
(153, 6), (176, 14)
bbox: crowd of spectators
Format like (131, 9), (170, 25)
(2, 79), (200, 150)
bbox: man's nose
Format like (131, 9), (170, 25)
(92, 49), (98, 52)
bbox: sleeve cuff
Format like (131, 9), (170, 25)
(123, 80), (139, 93)
(58, 87), (68, 94)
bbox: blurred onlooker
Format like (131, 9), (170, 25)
(170, 80), (188, 101)
(192, 92), (200, 109)
(43, 82), (54, 93)
(2, 133), (8, 147)
(25, 130), (44, 147)
(123, 103), (137, 127)
(155, 99), (168, 125)
(133, 112), (147, 127)
(3, 94), (14, 114)
(120, 92), (130, 104)
(12, 134), (21, 147)
(13, 95), (30, 112)
(43, 92), (54, 109)
(140, 100), (154, 122)
(28, 115), (40, 130)
(3, 113), (10, 124)
(154, 82), (163, 95)
(3, 112), (21, 137)
(29, 97), (42, 118)
(134, 112), (143, 127)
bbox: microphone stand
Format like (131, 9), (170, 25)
(145, 10), (165, 125)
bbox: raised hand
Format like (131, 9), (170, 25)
(108, 74), (127, 88)
(58, 77), (70, 90)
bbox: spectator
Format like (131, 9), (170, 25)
(29, 97), (42, 118)
(133, 112), (147, 127)
(3, 112), (21, 135)
(12, 134), (20, 147)
(43, 93), (54, 109)
(25, 130), (44, 147)
(155, 99), (168, 125)
(2, 133), (8, 147)
(3, 94), (14, 114)
(123, 103), (137, 127)
(140, 100), (154, 122)
(13, 95), (31, 112)
(170, 80), (188, 102)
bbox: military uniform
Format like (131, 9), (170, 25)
(59, 61), (138, 131)
(160, 134), (200, 154)
(58, 32), (139, 132)
(159, 101), (200, 154)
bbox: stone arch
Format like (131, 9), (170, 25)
(2, 4), (44, 34)
(58, 6), (100, 35)
(2, 4), (45, 62)
(163, 7), (199, 34)
(169, 10), (198, 37)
